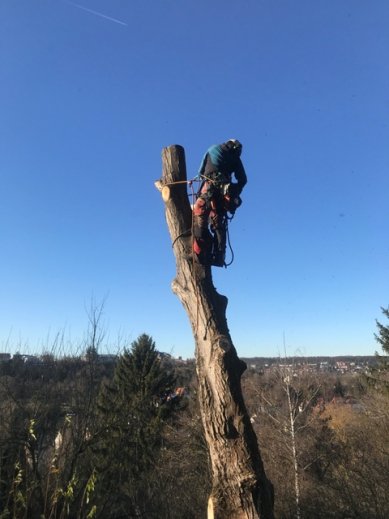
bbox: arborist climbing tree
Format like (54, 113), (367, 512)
(193, 139), (247, 267)
(156, 144), (273, 519)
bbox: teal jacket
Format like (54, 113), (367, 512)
(198, 143), (247, 194)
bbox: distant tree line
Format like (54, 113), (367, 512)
(0, 333), (209, 519)
(0, 307), (388, 518)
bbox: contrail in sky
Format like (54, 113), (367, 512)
(63, 0), (127, 26)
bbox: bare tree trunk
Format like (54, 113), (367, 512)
(156, 145), (274, 519)
(285, 373), (301, 519)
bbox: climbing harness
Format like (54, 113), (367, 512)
(157, 174), (237, 268)
(193, 173), (239, 268)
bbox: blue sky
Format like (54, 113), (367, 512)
(1, 0), (388, 358)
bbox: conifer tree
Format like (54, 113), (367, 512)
(375, 306), (389, 355)
(91, 334), (176, 518)
(372, 306), (389, 391)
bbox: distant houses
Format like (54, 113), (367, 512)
(243, 356), (379, 375)
(0, 352), (381, 374)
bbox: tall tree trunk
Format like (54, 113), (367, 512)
(285, 373), (301, 519)
(156, 145), (274, 519)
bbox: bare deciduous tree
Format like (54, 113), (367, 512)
(156, 145), (274, 519)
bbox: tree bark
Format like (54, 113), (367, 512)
(157, 145), (274, 519)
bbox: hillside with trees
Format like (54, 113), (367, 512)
(0, 307), (388, 518)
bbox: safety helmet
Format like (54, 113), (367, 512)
(227, 139), (242, 154)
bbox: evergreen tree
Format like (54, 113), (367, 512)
(375, 306), (389, 355)
(91, 334), (176, 518)
(370, 306), (389, 392)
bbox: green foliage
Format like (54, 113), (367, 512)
(90, 333), (177, 517)
(375, 306), (389, 357)
(0, 332), (207, 518)
(368, 306), (389, 392)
